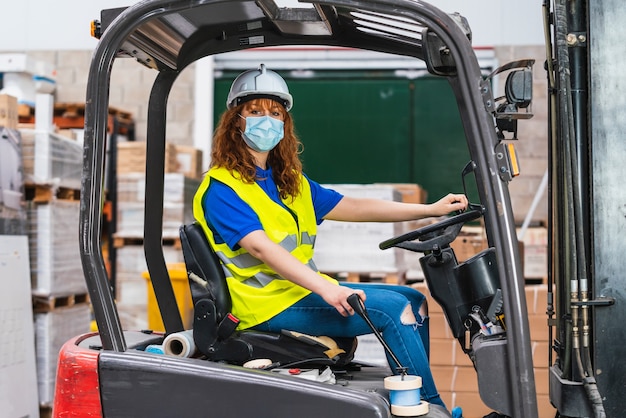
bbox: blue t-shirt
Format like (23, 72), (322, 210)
(202, 166), (343, 250)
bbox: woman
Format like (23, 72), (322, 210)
(193, 64), (468, 411)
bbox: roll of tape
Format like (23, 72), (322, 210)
(390, 402), (429, 417)
(384, 375), (428, 417)
(163, 330), (198, 358)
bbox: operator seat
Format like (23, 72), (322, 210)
(179, 222), (357, 367)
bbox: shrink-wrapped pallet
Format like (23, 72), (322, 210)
(19, 129), (82, 189)
(0, 127), (27, 234)
(115, 244), (185, 330)
(27, 200), (86, 296)
(34, 304), (91, 406)
(115, 173), (200, 239)
(314, 184), (406, 275)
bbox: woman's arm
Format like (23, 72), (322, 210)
(324, 193), (468, 222)
(238, 230), (366, 316)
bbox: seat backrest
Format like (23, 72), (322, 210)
(179, 222), (232, 321)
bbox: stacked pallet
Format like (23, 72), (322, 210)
(19, 129), (82, 189)
(23, 187), (90, 412)
(33, 298), (91, 407)
(316, 183), (427, 284)
(25, 186), (91, 409)
(115, 172), (200, 239)
(27, 197), (87, 296)
(16, 96), (92, 412)
(113, 143), (203, 331)
(0, 94), (39, 416)
(115, 244), (185, 330)
(117, 141), (204, 180)
(117, 142), (180, 176)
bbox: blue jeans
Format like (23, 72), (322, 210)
(251, 282), (444, 408)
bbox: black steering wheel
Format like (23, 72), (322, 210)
(379, 208), (484, 253)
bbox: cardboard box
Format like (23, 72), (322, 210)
(117, 141), (179, 175)
(429, 312), (452, 339)
(452, 365), (480, 392)
(411, 280), (444, 314)
(537, 393), (557, 417)
(454, 341), (474, 367)
(430, 338), (455, 366)
(451, 230), (488, 262)
(431, 365), (455, 392)
(523, 244), (548, 279)
(525, 283), (551, 315)
(528, 314), (550, 342)
(532, 341), (551, 369)
(453, 391), (492, 417)
(377, 183), (427, 204)
(534, 367), (550, 395)
(518, 226), (548, 279)
(174, 144), (204, 179)
(0, 94), (18, 129)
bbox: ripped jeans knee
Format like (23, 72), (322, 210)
(400, 303), (417, 325)
(400, 301), (428, 327)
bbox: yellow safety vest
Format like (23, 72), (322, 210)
(193, 166), (337, 329)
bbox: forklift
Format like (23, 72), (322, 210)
(53, 0), (614, 417)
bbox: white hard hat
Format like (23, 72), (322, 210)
(226, 64), (293, 111)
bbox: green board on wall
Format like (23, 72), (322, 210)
(214, 70), (471, 202)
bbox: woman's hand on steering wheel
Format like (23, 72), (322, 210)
(429, 193), (469, 217)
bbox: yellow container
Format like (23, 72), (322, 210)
(143, 263), (194, 332)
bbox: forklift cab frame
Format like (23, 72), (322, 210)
(69, 1), (538, 417)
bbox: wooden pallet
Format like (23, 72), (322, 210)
(53, 102), (134, 130)
(33, 293), (90, 313)
(19, 102), (134, 133)
(53, 102), (133, 120)
(24, 182), (80, 203)
(18, 103), (34, 118)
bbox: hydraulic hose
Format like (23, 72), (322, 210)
(554, 0), (576, 383)
(541, 0), (557, 370)
(553, 0), (606, 416)
(583, 350), (606, 418)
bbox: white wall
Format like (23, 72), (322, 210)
(1, 0), (130, 51)
(1, 0), (545, 51)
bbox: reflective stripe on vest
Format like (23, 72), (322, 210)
(193, 166), (336, 329)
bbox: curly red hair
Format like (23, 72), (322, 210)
(210, 99), (303, 200)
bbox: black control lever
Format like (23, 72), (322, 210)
(347, 293), (408, 376)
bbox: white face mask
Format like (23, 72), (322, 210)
(240, 115), (285, 152)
